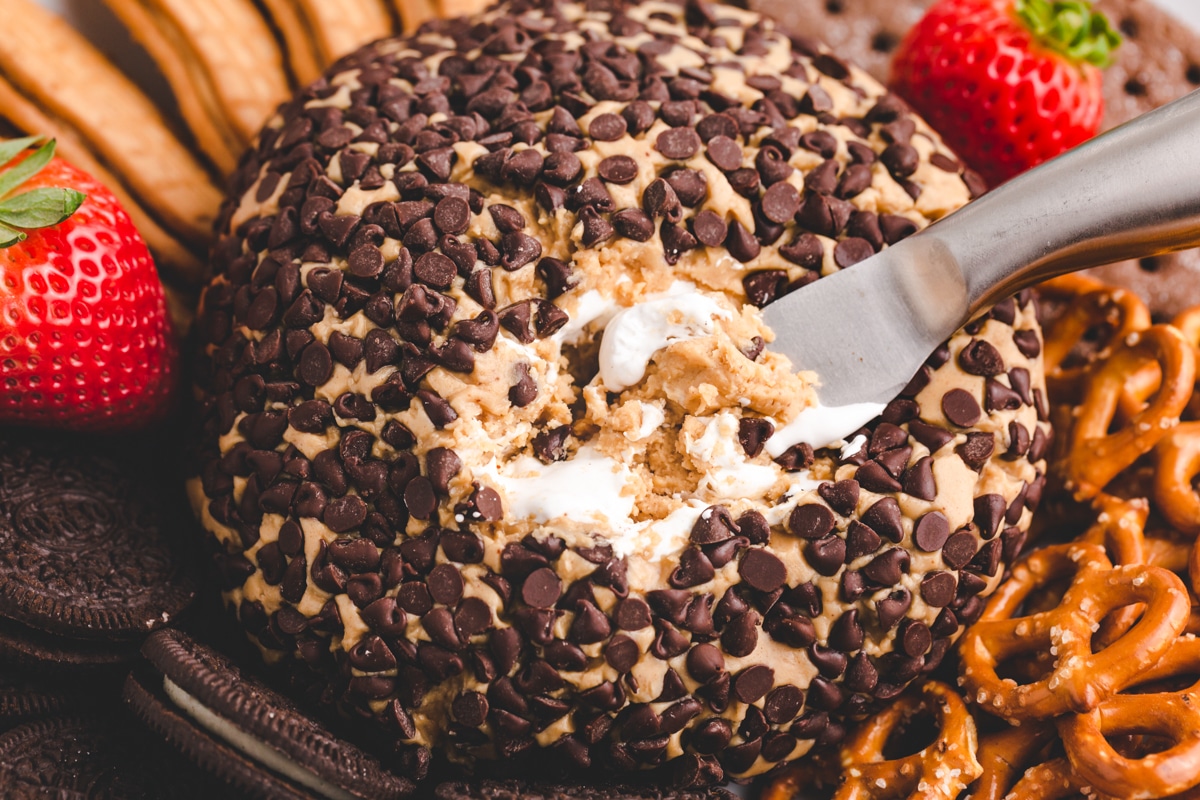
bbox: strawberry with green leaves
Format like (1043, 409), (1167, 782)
(0, 137), (177, 432)
(890, 0), (1120, 188)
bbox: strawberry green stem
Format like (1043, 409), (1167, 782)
(1015, 0), (1122, 68)
(0, 137), (85, 248)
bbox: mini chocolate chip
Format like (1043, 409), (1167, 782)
(427, 563), (464, 606)
(971, 538), (1004, 577)
(569, 600), (611, 644)
(691, 210), (727, 247)
(452, 690), (489, 727)
(908, 421), (953, 454)
(942, 530), (978, 569)
(876, 588), (912, 631)
(918, 571), (956, 608)
(738, 418), (774, 457)
(412, 252), (455, 290)
(986, 380), (1023, 412)
(691, 718), (732, 754)
(844, 521), (881, 563)
(763, 685), (804, 725)
(942, 388), (982, 427)
(806, 535), (846, 576)
(975, 494), (1007, 539)
(727, 167), (760, 198)
(798, 130), (837, 159)
(589, 113), (627, 140)
(665, 169), (707, 206)
(656, 127), (701, 159)
(829, 609), (864, 652)
(914, 512), (950, 551)
(686, 643), (725, 684)
(834, 237), (874, 268)
(725, 220), (760, 262)
(742, 270), (787, 308)
(416, 389), (457, 428)
(836, 163), (873, 199)
(797, 193), (853, 238)
(598, 155), (639, 184)
(957, 432), (995, 470)
(621, 101), (655, 134)
(605, 635), (640, 672)
(500, 231), (542, 271)
(521, 567), (562, 608)
(780, 232), (823, 268)
(705, 135), (742, 171)
(855, 461), (902, 494)
(818, 480), (859, 516)
(298, 342), (334, 387)
(881, 142), (919, 177)
(508, 363), (538, 407)
(788, 503), (835, 540)
(580, 207), (615, 246)
(642, 178), (682, 221)
(959, 339), (1005, 376)
(543, 152), (583, 186)
(670, 548), (716, 588)
(1009, 368), (1032, 406)
(739, 549), (787, 593)
(901, 456), (936, 501)
(720, 610), (760, 657)
(1013, 329), (1042, 358)
(612, 208), (654, 242)
(760, 182), (801, 224)
(433, 197), (471, 235)
(615, 597), (652, 631)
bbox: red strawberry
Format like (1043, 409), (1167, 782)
(0, 137), (177, 432)
(890, 0), (1120, 188)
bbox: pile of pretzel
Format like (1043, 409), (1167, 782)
(763, 275), (1200, 800)
(0, 0), (487, 329)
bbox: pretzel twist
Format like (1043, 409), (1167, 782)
(1061, 638), (1200, 799)
(832, 682), (981, 800)
(959, 543), (1190, 721)
(1039, 275), (1152, 405)
(1065, 325), (1195, 500)
(1154, 422), (1200, 537)
(964, 722), (1056, 800)
(1079, 495), (1151, 648)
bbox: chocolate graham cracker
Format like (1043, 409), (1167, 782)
(749, 0), (1200, 317)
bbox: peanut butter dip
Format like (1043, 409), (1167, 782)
(186, 0), (1049, 784)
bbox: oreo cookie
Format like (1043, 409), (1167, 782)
(0, 436), (196, 670)
(123, 627), (416, 800)
(0, 670), (73, 731)
(0, 713), (220, 798)
(434, 780), (738, 799)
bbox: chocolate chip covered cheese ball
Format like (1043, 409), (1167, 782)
(187, 0), (1049, 783)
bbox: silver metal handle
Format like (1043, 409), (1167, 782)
(922, 88), (1200, 316)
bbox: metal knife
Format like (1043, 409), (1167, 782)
(762, 88), (1200, 412)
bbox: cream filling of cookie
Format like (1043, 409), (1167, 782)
(162, 676), (359, 800)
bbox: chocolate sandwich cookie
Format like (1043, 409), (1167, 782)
(434, 779), (737, 799)
(124, 627), (417, 800)
(747, 0), (1200, 317)
(0, 436), (196, 670)
(0, 671), (74, 731)
(0, 713), (223, 798)
(187, 0), (1050, 783)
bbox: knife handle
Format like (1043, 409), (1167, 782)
(927, 87), (1200, 316)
